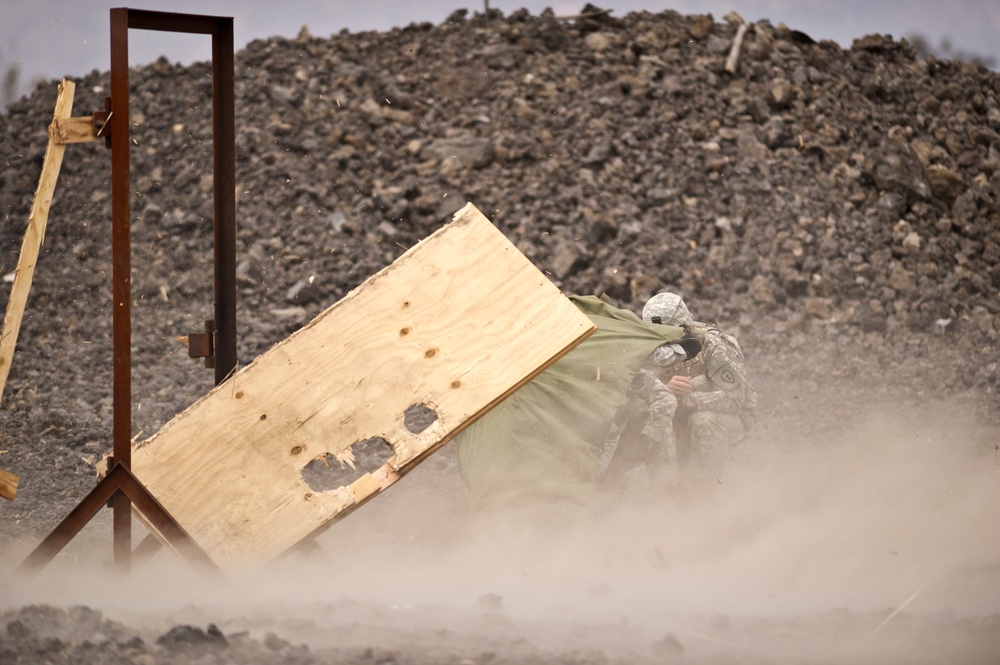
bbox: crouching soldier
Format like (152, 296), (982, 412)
(598, 292), (757, 496)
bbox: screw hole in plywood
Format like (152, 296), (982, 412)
(301, 437), (394, 492)
(403, 403), (438, 434)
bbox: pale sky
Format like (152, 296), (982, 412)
(2, 1), (999, 106)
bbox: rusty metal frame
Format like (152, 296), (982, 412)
(18, 7), (237, 575)
(16, 463), (222, 575)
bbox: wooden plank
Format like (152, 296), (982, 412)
(130, 203), (596, 569)
(0, 468), (18, 501)
(51, 116), (100, 144)
(0, 80), (75, 400)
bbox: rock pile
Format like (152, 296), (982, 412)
(1, 5), (999, 536)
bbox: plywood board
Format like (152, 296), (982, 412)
(130, 203), (595, 569)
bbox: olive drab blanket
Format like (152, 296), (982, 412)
(456, 295), (687, 517)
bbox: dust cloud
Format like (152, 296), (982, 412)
(3, 398), (999, 664)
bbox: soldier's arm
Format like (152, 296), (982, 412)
(647, 342), (689, 370)
(688, 339), (753, 414)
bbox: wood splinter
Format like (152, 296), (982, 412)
(50, 116), (101, 145)
(725, 22), (748, 74)
(1, 467), (19, 501)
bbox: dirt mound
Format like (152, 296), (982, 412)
(1, 6), (999, 664)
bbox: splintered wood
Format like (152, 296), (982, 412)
(0, 80), (76, 400)
(129, 203), (595, 569)
(50, 116), (102, 145)
(0, 468), (18, 501)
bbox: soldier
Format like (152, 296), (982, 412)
(598, 292), (757, 496)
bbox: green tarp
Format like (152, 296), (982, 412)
(456, 295), (686, 520)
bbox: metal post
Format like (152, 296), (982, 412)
(109, 7), (132, 572)
(212, 19), (238, 383)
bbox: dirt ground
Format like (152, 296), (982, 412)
(3, 355), (998, 665)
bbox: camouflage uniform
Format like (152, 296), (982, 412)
(672, 326), (757, 488)
(596, 344), (689, 493)
(598, 293), (757, 495)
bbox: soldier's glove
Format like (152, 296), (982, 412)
(677, 334), (702, 359)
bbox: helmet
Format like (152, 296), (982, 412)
(642, 292), (693, 327)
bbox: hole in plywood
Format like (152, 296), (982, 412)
(301, 437), (394, 492)
(404, 403), (438, 434)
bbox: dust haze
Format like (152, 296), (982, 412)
(4, 391), (998, 664)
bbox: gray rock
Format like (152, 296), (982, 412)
(924, 164), (966, 205)
(423, 134), (494, 170)
(865, 141), (931, 204)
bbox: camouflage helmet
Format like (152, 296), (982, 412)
(643, 292), (693, 327)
